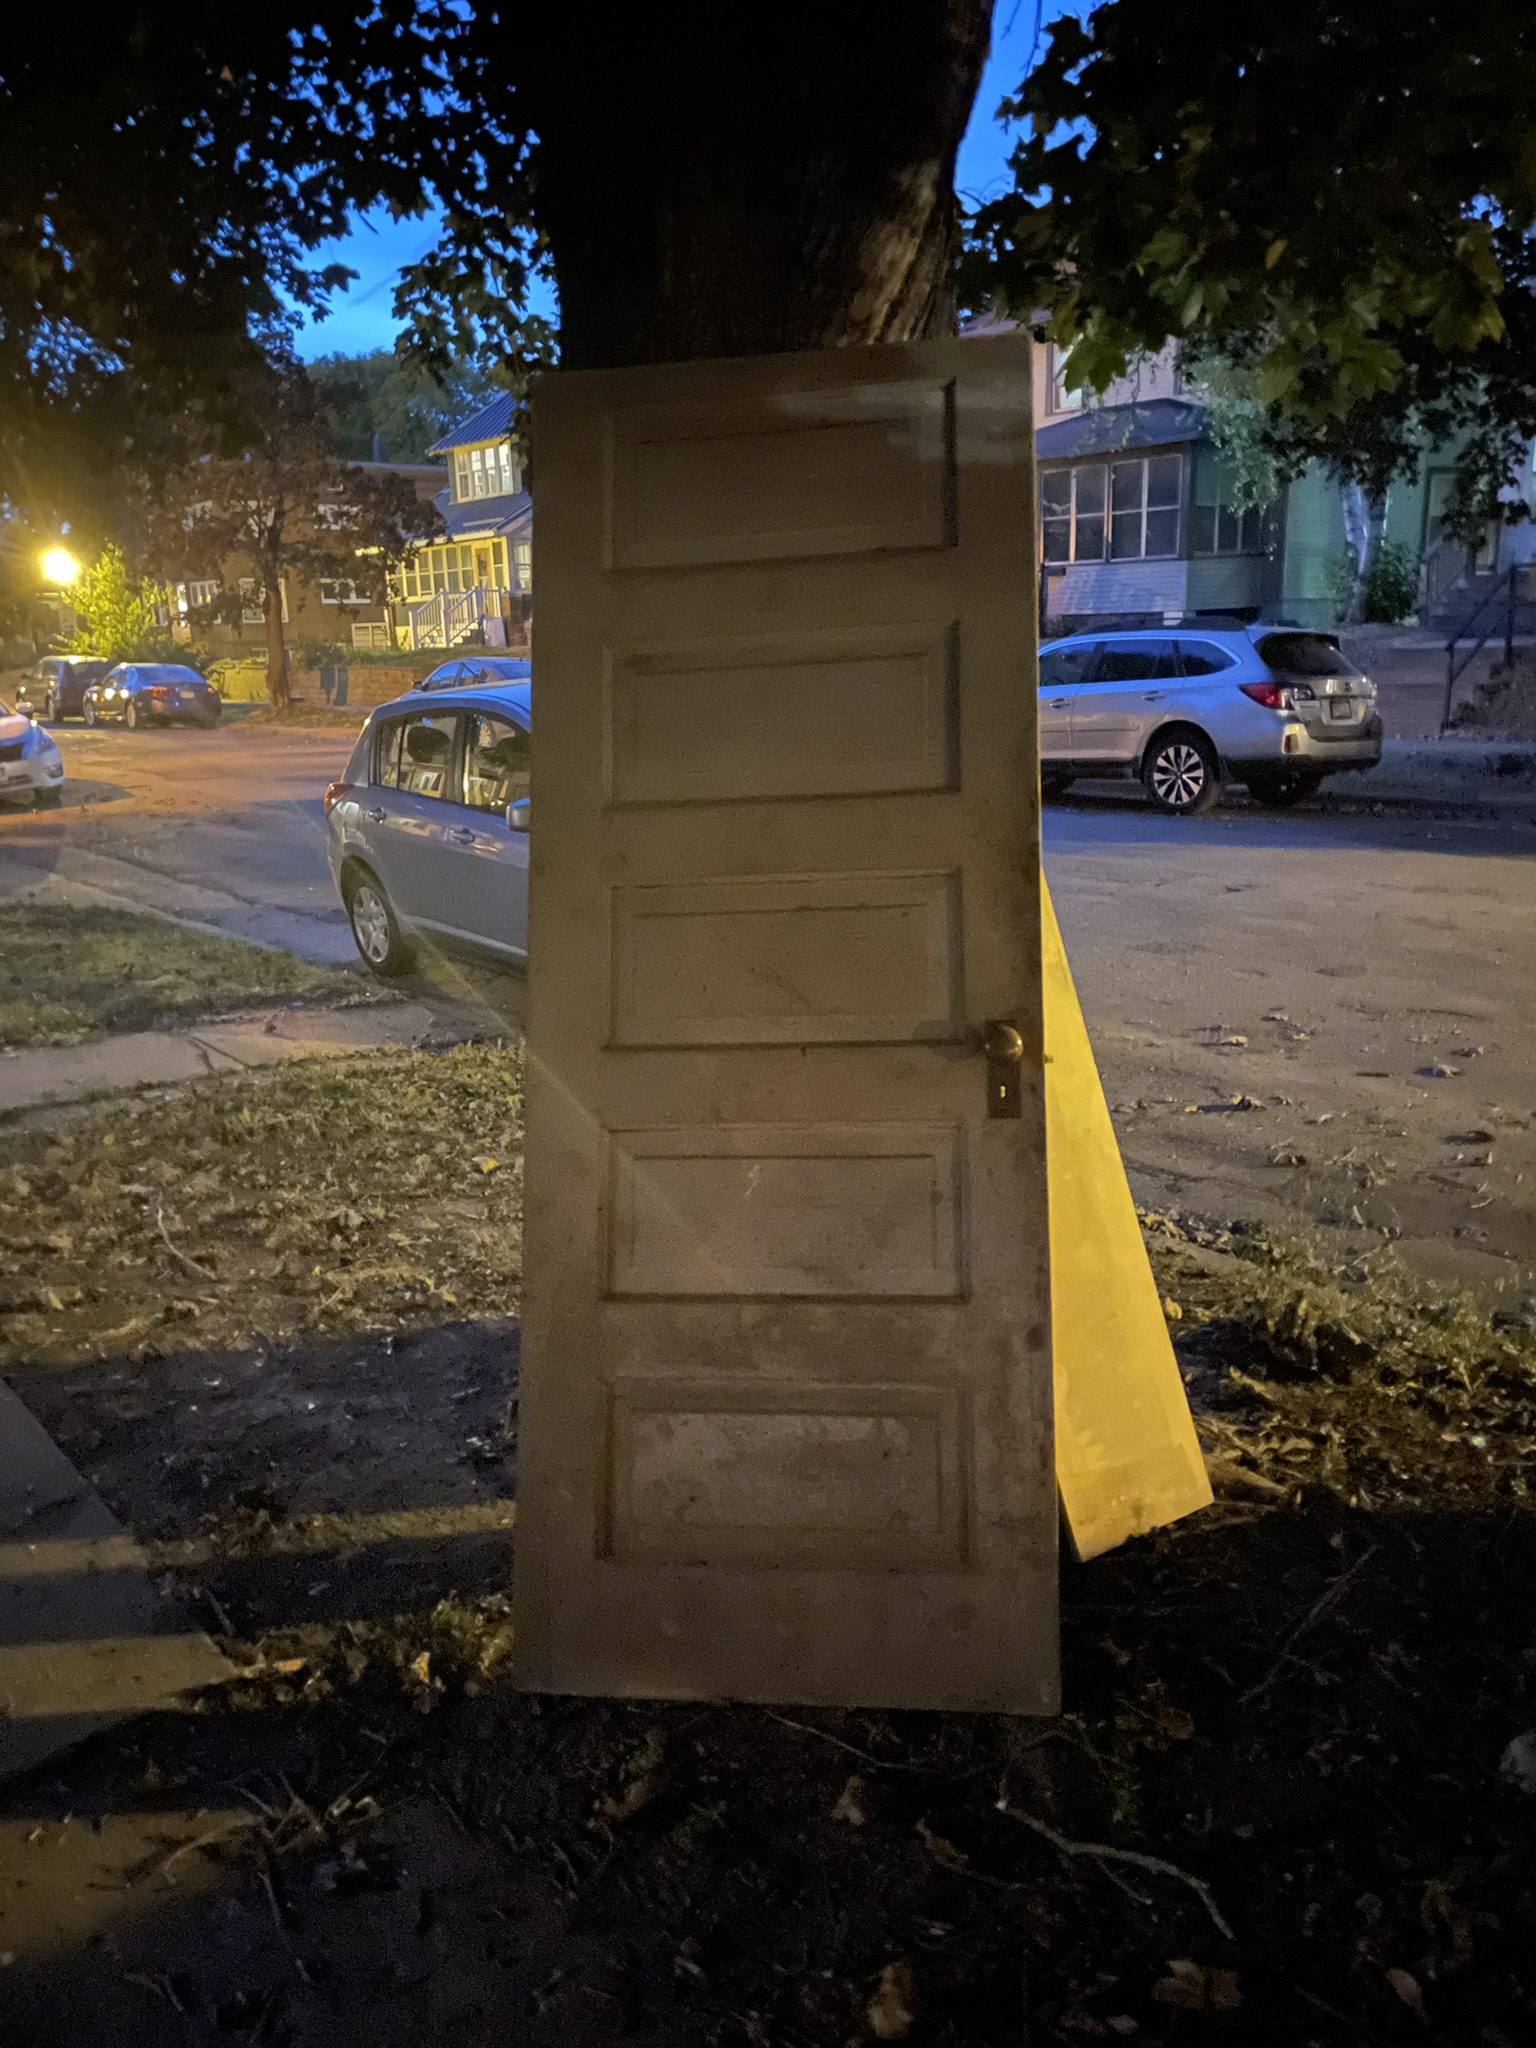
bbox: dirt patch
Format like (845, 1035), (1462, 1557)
(1, 1070), (1534, 2045)
(1449, 653), (1536, 740)
(0, 904), (369, 1049)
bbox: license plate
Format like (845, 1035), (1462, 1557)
(1327, 698), (1357, 721)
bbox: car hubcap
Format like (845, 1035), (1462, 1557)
(1151, 744), (1206, 808)
(351, 887), (391, 964)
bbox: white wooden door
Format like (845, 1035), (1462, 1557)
(515, 337), (1055, 1712)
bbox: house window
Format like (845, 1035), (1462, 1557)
(453, 441), (518, 502)
(1190, 463), (1268, 555)
(318, 578), (363, 604)
(513, 542), (532, 591)
(1040, 454), (1183, 564)
(181, 579), (220, 612)
(1048, 345), (1084, 415)
(352, 621), (393, 651)
(239, 578), (288, 624)
(396, 541), (509, 602)
(1111, 454), (1182, 559)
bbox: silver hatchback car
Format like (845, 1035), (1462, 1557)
(325, 673), (531, 974)
(1039, 624), (1383, 814)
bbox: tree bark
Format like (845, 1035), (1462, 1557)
(1341, 482), (1389, 626)
(525, 3), (995, 372)
(264, 581), (290, 708)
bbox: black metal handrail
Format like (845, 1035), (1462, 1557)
(1442, 564), (1520, 733)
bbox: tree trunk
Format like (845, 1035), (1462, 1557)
(526, 4), (995, 372)
(264, 582), (290, 708)
(1341, 483), (1389, 625)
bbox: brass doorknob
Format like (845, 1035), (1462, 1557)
(983, 1021), (1025, 1063)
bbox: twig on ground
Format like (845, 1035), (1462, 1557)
(155, 1201), (217, 1282)
(995, 1795), (1235, 1941)
(1239, 1544), (1380, 1707)
(760, 1707), (937, 1775)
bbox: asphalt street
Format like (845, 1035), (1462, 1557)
(4, 716), (1534, 1302)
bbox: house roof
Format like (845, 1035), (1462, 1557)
(431, 487), (533, 543)
(1036, 398), (1210, 462)
(428, 392), (518, 455)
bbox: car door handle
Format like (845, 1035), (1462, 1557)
(363, 805), (386, 823)
(1049, 697), (1070, 709)
(1142, 691), (1166, 702)
(447, 827), (477, 845)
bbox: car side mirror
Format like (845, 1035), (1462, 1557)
(506, 797), (531, 832)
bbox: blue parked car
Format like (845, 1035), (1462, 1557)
(81, 662), (222, 730)
(324, 671), (531, 974)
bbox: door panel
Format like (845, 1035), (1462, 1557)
(444, 710), (530, 955)
(367, 709), (463, 922)
(516, 337), (1055, 1713)
(1070, 638), (1178, 762)
(1037, 643), (1098, 761)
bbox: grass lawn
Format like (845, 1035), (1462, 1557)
(0, 902), (366, 1048)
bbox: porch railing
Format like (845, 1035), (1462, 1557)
(407, 584), (501, 650)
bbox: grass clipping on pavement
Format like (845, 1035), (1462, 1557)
(0, 902), (365, 1049)
(0, 1041), (523, 1363)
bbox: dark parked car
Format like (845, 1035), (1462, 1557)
(18, 656), (110, 723)
(81, 663), (222, 730)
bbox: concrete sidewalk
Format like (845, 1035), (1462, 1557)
(0, 1379), (232, 1782)
(0, 999), (467, 1117)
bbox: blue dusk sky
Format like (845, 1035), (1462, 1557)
(293, 3), (1087, 362)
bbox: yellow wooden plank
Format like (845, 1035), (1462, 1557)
(1043, 877), (1213, 1559)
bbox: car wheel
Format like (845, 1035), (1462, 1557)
(44, 692), (58, 723)
(33, 788), (62, 809)
(1143, 729), (1223, 816)
(82, 698), (97, 727)
(1041, 771), (1075, 801)
(344, 868), (413, 977)
(1246, 768), (1323, 809)
(125, 698), (141, 731)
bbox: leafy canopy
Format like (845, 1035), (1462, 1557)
(1, 6), (546, 526)
(65, 545), (165, 661)
(967, 1), (1536, 513)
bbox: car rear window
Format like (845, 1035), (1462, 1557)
(1256, 633), (1362, 678)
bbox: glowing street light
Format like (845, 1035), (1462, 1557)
(39, 545), (81, 587)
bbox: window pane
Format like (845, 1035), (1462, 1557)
(1039, 644), (1099, 688)
(1093, 639), (1173, 682)
(1110, 509), (1143, 560)
(1146, 454), (1182, 508)
(463, 713), (530, 812)
(374, 719), (406, 789)
(397, 712), (460, 800)
(1175, 641), (1238, 676)
(1240, 506), (1264, 553)
(1189, 504), (1216, 554)
(1074, 513), (1106, 560)
(1144, 507), (1180, 557)
(1040, 471), (1071, 516)
(1110, 461), (1144, 513)
(1074, 465), (1106, 513)
(1042, 517), (1072, 564)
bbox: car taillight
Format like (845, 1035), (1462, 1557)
(1239, 679), (1293, 710)
(145, 686), (172, 698)
(324, 781), (352, 814)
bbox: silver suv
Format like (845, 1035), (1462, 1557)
(1038, 625), (1383, 814)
